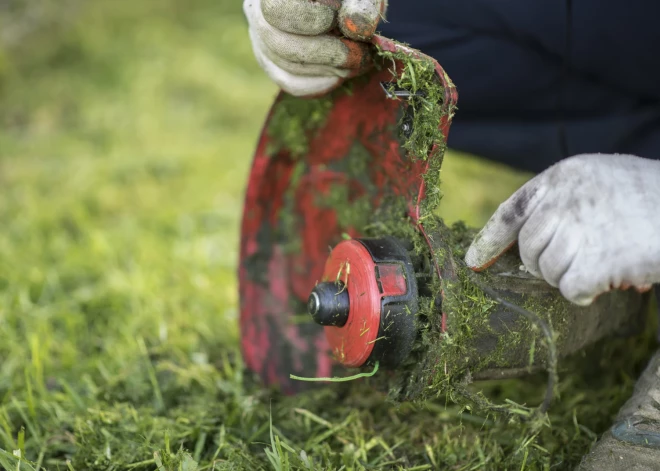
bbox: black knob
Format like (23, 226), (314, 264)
(308, 282), (350, 327)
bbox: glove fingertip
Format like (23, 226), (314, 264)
(568, 293), (596, 307)
(465, 240), (515, 272)
(338, 0), (384, 41)
(339, 16), (378, 41)
(558, 274), (599, 307)
(464, 246), (489, 271)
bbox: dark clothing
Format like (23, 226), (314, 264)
(378, 1), (660, 173)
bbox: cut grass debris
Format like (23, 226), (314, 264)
(0, 1), (657, 470)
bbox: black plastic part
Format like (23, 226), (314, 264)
(308, 282), (350, 327)
(357, 236), (419, 369)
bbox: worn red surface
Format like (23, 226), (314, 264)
(239, 36), (458, 394)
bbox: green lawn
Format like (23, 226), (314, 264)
(0, 1), (656, 470)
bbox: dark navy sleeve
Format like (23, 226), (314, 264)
(377, 0), (660, 173)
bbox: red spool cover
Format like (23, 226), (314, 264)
(321, 240), (382, 368)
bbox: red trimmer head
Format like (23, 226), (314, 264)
(238, 36), (457, 393)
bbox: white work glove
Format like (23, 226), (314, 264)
(243, 0), (386, 97)
(465, 153), (660, 306)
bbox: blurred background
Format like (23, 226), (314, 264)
(0, 0), (550, 469)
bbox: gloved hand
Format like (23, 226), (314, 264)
(465, 153), (660, 306)
(243, 0), (386, 97)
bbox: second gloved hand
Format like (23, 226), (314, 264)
(465, 153), (660, 306)
(243, 0), (386, 97)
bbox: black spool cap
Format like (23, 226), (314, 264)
(308, 282), (350, 327)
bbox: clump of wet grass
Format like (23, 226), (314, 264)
(0, 1), (658, 469)
(376, 44), (450, 222)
